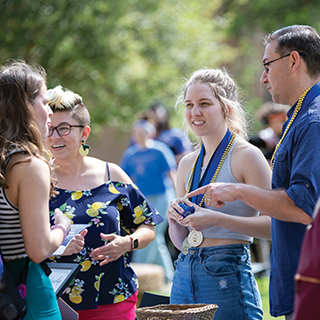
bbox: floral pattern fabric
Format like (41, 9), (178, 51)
(49, 180), (163, 311)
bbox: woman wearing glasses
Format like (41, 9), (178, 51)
(167, 68), (272, 320)
(45, 85), (163, 320)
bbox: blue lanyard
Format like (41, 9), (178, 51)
(190, 129), (233, 205)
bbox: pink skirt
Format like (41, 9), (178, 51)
(77, 291), (138, 320)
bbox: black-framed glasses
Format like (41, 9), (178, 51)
(263, 52), (306, 74)
(48, 122), (84, 137)
(263, 53), (291, 73)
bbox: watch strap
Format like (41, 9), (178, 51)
(129, 236), (138, 251)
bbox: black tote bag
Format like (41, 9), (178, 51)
(0, 252), (27, 320)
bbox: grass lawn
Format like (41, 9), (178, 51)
(256, 276), (285, 320)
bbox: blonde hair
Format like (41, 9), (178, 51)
(177, 68), (248, 139)
(48, 85), (90, 126)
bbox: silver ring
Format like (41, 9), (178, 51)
(105, 255), (110, 259)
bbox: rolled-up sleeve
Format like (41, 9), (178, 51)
(285, 121), (320, 216)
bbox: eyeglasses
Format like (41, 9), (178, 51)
(263, 52), (306, 74)
(263, 53), (291, 73)
(48, 122), (84, 137)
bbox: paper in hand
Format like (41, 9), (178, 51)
(52, 224), (88, 256)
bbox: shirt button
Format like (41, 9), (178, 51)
(189, 250), (194, 255)
(305, 183), (310, 188)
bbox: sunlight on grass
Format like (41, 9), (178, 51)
(256, 276), (285, 320)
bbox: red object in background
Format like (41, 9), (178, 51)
(294, 202), (320, 320)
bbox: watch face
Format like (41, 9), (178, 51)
(133, 238), (139, 249)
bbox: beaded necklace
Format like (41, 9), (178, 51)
(270, 87), (311, 170)
(186, 134), (236, 207)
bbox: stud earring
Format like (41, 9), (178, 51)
(79, 139), (90, 156)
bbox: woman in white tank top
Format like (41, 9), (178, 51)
(167, 68), (272, 320)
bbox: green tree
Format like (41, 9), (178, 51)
(0, 0), (237, 134)
(216, 0), (320, 132)
(3, 0), (319, 136)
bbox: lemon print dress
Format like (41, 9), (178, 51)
(48, 163), (163, 311)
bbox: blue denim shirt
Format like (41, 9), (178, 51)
(270, 83), (320, 317)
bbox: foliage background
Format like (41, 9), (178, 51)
(1, 0), (320, 139)
(1, 3), (317, 318)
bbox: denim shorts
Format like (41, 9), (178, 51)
(170, 244), (263, 320)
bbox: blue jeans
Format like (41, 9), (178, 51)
(170, 244), (263, 320)
(132, 190), (175, 282)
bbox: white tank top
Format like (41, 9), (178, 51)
(186, 139), (258, 243)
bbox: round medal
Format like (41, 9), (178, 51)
(181, 237), (191, 255)
(188, 230), (203, 247)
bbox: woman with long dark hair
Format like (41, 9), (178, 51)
(0, 61), (72, 319)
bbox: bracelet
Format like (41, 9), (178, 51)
(51, 224), (68, 244)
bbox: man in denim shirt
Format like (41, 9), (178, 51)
(188, 25), (320, 320)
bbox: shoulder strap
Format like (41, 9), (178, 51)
(106, 162), (111, 181)
(4, 148), (27, 176)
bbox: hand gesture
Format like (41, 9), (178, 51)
(167, 197), (195, 226)
(62, 229), (88, 256)
(89, 233), (131, 266)
(187, 183), (238, 208)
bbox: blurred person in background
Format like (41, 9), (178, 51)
(146, 102), (193, 164)
(120, 119), (177, 283)
(249, 101), (289, 162)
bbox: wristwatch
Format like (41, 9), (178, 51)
(130, 236), (139, 251)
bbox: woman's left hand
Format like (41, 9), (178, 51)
(167, 197), (195, 225)
(89, 233), (131, 266)
(180, 207), (221, 231)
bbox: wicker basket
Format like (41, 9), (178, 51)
(135, 303), (218, 320)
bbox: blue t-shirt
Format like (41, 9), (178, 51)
(48, 180), (163, 310)
(120, 140), (177, 196)
(157, 128), (193, 156)
(270, 83), (320, 317)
